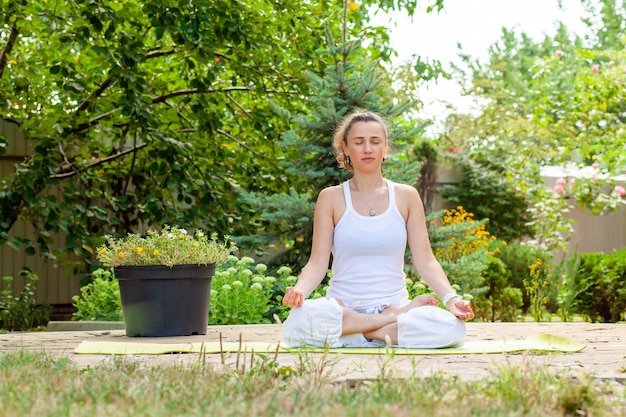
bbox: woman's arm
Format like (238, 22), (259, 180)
(400, 184), (474, 320)
(283, 187), (338, 307)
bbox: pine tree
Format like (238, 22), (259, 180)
(237, 21), (416, 271)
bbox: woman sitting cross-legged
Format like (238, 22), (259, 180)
(281, 110), (474, 348)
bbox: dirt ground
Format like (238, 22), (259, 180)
(1, 322), (625, 386)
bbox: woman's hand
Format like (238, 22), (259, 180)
(283, 286), (304, 308)
(448, 298), (475, 321)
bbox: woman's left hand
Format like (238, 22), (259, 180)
(448, 298), (475, 321)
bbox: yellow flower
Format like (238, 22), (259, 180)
(348, 1), (358, 11)
(119, 252), (125, 259)
(136, 247), (144, 255)
(99, 247), (107, 254)
(153, 249), (159, 256)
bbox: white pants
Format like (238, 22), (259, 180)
(282, 297), (466, 348)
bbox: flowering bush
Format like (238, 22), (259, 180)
(96, 225), (236, 267)
(551, 165), (626, 216)
(523, 258), (557, 322)
(427, 206), (495, 293)
(209, 256), (328, 324)
(209, 256), (275, 325)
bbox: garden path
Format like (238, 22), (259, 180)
(1, 322), (624, 386)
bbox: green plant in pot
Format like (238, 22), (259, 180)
(97, 225), (236, 337)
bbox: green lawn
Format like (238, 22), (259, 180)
(0, 350), (623, 417)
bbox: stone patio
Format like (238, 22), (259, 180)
(1, 322), (624, 386)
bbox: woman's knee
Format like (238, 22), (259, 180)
(282, 298), (344, 347)
(396, 306), (466, 348)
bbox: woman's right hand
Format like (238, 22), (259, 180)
(283, 286), (304, 308)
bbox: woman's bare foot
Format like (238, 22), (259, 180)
(395, 295), (439, 314)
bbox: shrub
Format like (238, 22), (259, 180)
(427, 206), (494, 294)
(440, 156), (534, 242)
(209, 256), (329, 325)
(0, 269), (50, 331)
(474, 257), (523, 322)
(523, 258), (559, 322)
(492, 241), (554, 313)
(72, 269), (123, 322)
(72, 255), (330, 326)
(569, 248), (626, 322)
(209, 256), (275, 325)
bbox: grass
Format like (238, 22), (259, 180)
(0, 350), (623, 417)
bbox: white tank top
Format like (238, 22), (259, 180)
(326, 179), (409, 310)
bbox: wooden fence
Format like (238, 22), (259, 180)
(0, 119), (82, 307)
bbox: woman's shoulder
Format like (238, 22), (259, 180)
(389, 181), (419, 197)
(319, 183), (344, 195)
(316, 183), (345, 203)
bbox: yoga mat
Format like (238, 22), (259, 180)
(74, 334), (585, 355)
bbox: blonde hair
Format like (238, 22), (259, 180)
(332, 110), (389, 172)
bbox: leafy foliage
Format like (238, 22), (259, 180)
(491, 241), (553, 313)
(441, 2), (626, 252)
(0, 0), (433, 278)
(72, 255), (329, 324)
(569, 248), (626, 322)
(236, 19), (424, 269)
(71, 268), (122, 322)
(440, 155), (534, 242)
(96, 225), (235, 267)
(0, 270), (50, 331)
(426, 207), (494, 294)
(473, 257), (523, 322)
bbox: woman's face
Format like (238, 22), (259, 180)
(343, 121), (387, 171)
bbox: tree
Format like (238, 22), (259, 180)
(237, 12), (426, 269)
(0, 0), (441, 277)
(439, 1), (626, 251)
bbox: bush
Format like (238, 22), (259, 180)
(72, 256), (329, 325)
(569, 248), (626, 322)
(492, 242), (554, 313)
(440, 156), (534, 242)
(0, 269), (50, 331)
(72, 269), (123, 322)
(209, 256), (275, 325)
(209, 256), (328, 325)
(474, 257), (523, 322)
(427, 206), (494, 294)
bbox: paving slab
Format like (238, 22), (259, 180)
(1, 322), (624, 384)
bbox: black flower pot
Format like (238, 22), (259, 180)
(114, 264), (215, 337)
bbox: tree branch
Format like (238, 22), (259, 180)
(216, 128), (277, 166)
(74, 49), (174, 115)
(151, 86), (253, 104)
(75, 77), (115, 114)
(51, 143), (148, 179)
(0, 23), (20, 80)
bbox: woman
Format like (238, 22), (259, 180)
(282, 110), (474, 348)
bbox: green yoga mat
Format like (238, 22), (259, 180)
(74, 334), (585, 355)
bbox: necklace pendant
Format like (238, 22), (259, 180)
(369, 209), (376, 216)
